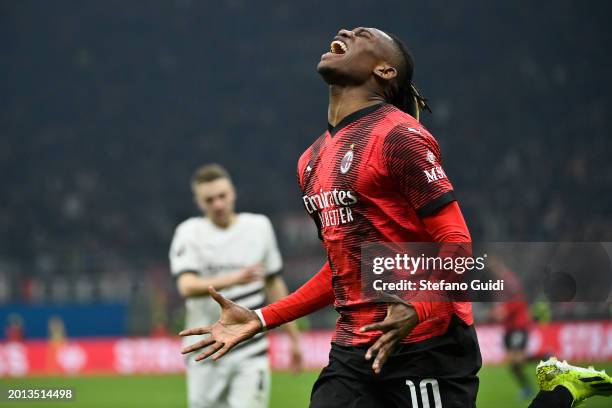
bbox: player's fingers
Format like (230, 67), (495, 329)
(360, 320), (393, 333)
(195, 342), (224, 361)
(290, 346), (304, 373)
(209, 286), (230, 307)
(180, 337), (215, 354)
(362, 315), (408, 333)
(291, 353), (304, 373)
(372, 341), (397, 374)
(211, 340), (236, 360)
(372, 344), (390, 373)
(365, 340), (381, 361)
(247, 269), (265, 281)
(365, 331), (391, 360)
(179, 326), (212, 337)
(246, 262), (264, 273)
(366, 330), (397, 360)
(249, 263), (266, 278)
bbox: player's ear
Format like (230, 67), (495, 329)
(373, 63), (397, 81)
(228, 181), (237, 201)
(193, 195), (203, 212)
(191, 188), (205, 212)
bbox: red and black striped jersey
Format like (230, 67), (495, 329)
(297, 103), (473, 346)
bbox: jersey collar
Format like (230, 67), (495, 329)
(327, 103), (385, 137)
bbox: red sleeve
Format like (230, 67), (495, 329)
(259, 262), (334, 329)
(383, 125), (455, 217)
(409, 201), (472, 322)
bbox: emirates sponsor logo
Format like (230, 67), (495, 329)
(302, 189), (358, 228)
(302, 189), (358, 214)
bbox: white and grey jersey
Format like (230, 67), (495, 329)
(169, 213), (282, 359)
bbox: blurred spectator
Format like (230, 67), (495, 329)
(45, 315), (66, 374)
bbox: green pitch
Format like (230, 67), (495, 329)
(2, 363), (611, 407)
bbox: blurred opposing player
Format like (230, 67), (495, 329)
(181, 28), (481, 407)
(170, 164), (302, 408)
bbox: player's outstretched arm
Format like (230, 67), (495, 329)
(257, 261), (334, 329)
(179, 286), (262, 361)
(180, 262), (334, 362)
(264, 275), (304, 372)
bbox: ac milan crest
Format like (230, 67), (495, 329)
(340, 147), (354, 174)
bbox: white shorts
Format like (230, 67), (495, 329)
(185, 351), (270, 408)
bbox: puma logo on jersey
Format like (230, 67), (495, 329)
(426, 150), (436, 164)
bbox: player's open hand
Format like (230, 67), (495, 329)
(179, 286), (262, 361)
(360, 303), (419, 374)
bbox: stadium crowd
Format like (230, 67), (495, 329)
(1, 1), (610, 332)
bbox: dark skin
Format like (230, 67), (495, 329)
(179, 27), (419, 374)
(317, 27), (402, 126)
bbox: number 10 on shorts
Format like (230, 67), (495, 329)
(406, 378), (442, 408)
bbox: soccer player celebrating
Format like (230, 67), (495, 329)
(182, 27), (479, 407)
(179, 29), (612, 407)
(170, 164), (302, 408)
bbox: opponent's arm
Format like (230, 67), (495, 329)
(176, 263), (264, 298)
(170, 226), (263, 297)
(265, 274), (303, 372)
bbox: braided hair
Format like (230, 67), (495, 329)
(387, 33), (431, 121)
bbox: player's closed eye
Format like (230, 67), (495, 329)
(355, 29), (371, 38)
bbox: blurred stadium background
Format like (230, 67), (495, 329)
(1, 1), (611, 407)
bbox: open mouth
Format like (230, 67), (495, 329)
(329, 40), (348, 55)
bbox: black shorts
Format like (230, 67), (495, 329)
(503, 329), (529, 351)
(310, 315), (482, 408)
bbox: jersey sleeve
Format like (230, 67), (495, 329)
(410, 201), (472, 323)
(169, 225), (201, 277)
(258, 261), (334, 329)
(262, 216), (283, 276)
(382, 125), (456, 217)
